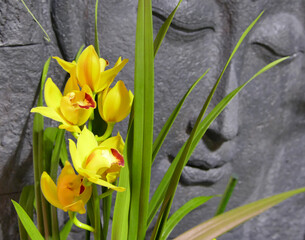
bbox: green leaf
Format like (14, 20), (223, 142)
(215, 175), (238, 216)
(94, 0), (101, 57)
(19, 0), (51, 42)
(59, 133), (68, 166)
(60, 219), (73, 240)
(175, 187), (305, 240)
(112, 113), (133, 240)
(152, 69), (209, 163)
(43, 127), (58, 173)
(18, 185), (35, 240)
(75, 44), (85, 62)
(129, 0), (154, 239)
(154, 0), (183, 56)
(148, 56), (288, 231)
(12, 200), (44, 240)
(33, 57), (51, 235)
(161, 196), (215, 240)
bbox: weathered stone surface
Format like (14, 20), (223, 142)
(1, 0), (305, 239)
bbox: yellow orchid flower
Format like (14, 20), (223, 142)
(53, 45), (129, 94)
(40, 161), (92, 214)
(31, 78), (96, 133)
(69, 126), (125, 192)
(98, 80), (134, 123)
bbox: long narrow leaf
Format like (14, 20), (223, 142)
(129, 0), (154, 239)
(18, 185), (35, 240)
(161, 196), (215, 240)
(60, 219), (73, 240)
(33, 57), (51, 235)
(12, 200), (44, 240)
(215, 175), (238, 216)
(148, 56), (289, 229)
(94, 0), (100, 57)
(154, 0), (183, 56)
(152, 69), (209, 163)
(112, 110), (133, 240)
(175, 187), (305, 240)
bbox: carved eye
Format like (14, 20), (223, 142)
(152, 6), (215, 41)
(250, 13), (305, 61)
(251, 41), (288, 61)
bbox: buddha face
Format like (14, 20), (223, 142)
(52, 0), (305, 238)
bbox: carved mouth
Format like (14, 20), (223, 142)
(168, 154), (230, 186)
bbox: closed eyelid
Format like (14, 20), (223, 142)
(250, 13), (305, 57)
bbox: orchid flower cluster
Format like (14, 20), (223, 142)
(31, 45), (133, 215)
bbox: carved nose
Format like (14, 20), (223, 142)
(204, 63), (239, 146)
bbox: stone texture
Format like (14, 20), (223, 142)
(1, 0), (305, 239)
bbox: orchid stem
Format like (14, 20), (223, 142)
(99, 189), (114, 199)
(96, 122), (115, 142)
(68, 211), (94, 232)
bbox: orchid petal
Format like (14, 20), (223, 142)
(41, 172), (63, 210)
(69, 139), (83, 170)
(88, 177), (125, 192)
(31, 106), (65, 123)
(77, 126), (98, 160)
(77, 45), (100, 91)
(53, 57), (76, 73)
(45, 78), (62, 111)
(64, 77), (80, 96)
(99, 132), (125, 153)
(96, 58), (129, 93)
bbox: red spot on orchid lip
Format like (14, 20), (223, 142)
(79, 185), (85, 195)
(111, 149), (124, 167)
(79, 93), (96, 109)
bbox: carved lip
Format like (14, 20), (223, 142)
(168, 155), (231, 186)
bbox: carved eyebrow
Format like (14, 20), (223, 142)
(250, 13), (305, 56)
(152, 6), (215, 33)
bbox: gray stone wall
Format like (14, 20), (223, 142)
(1, 0), (305, 239)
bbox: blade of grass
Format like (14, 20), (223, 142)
(149, 13), (265, 235)
(129, 0), (154, 238)
(94, 0), (101, 57)
(102, 186), (112, 240)
(18, 185), (35, 240)
(19, 0), (50, 42)
(43, 128), (58, 173)
(12, 200), (44, 240)
(152, 69), (209, 163)
(215, 175), (238, 216)
(148, 56), (288, 229)
(154, 0), (183, 56)
(49, 129), (65, 240)
(161, 196), (215, 240)
(33, 57), (51, 236)
(59, 219), (73, 240)
(175, 187), (305, 240)
(75, 44), (85, 62)
(112, 110), (133, 240)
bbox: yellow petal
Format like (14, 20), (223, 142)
(69, 139), (83, 170)
(77, 45), (100, 92)
(99, 133), (125, 154)
(77, 126), (98, 161)
(45, 78), (62, 111)
(57, 161), (76, 184)
(41, 172), (63, 210)
(60, 91), (95, 125)
(100, 58), (109, 72)
(64, 77), (80, 96)
(63, 199), (86, 214)
(53, 57), (76, 74)
(96, 58), (129, 93)
(88, 177), (125, 192)
(59, 124), (81, 133)
(78, 184), (92, 208)
(102, 80), (133, 123)
(31, 106), (65, 123)
(85, 149), (112, 174)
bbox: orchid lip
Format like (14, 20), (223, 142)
(78, 93), (96, 109)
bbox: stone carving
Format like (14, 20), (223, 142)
(1, 0), (305, 239)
